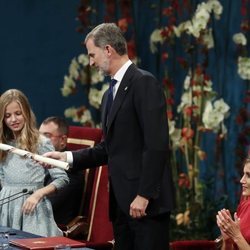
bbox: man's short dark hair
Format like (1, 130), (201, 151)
(41, 116), (69, 135)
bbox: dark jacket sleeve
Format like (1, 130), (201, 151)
(134, 71), (169, 200)
(72, 141), (108, 171)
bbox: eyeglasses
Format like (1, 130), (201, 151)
(41, 132), (63, 139)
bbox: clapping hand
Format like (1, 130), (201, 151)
(216, 209), (241, 241)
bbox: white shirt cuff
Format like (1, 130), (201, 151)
(66, 151), (73, 164)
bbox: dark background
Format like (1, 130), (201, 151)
(0, 0), (85, 124)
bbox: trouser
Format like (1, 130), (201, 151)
(112, 205), (170, 250)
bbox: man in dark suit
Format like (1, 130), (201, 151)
(39, 116), (84, 225)
(44, 23), (175, 250)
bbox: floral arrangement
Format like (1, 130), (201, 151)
(61, 0), (233, 240)
(233, 33), (250, 80)
(150, 0), (230, 239)
(61, 53), (107, 126)
(61, 0), (137, 127)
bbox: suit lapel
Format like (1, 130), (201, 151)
(106, 64), (137, 133)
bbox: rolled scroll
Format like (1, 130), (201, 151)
(0, 143), (69, 170)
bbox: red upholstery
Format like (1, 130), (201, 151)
(66, 126), (114, 250)
(67, 126), (103, 150)
(86, 165), (113, 242)
(170, 240), (216, 250)
(67, 126), (103, 218)
(80, 165), (114, 250)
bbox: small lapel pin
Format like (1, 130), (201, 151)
(124, 86), (128, 91)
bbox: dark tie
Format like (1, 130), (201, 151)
(105, 79), (117, 127)
(106, 79), (117, 115)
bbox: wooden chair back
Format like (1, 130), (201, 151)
(65, 125), (114, 248)
(66, 126), (103, 218)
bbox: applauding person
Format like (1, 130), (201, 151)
(216, 156), (250, 249)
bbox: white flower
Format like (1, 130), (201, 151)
(207, 0), (223, 19)
(78, 54), (89, 66)
(204, 79), (213, 92)
(202, 99), (229, 132)
(202, 102), (222, 131)
(88, 88), (101, 109)
(233, 33), (247, 46)
(168, 120), (182, 149)
(64, 107), (78, 122)
(177, 92), (192, 113)
(173, 25), (181, 37)
(168, 120), (176, 135)
(195, 3), (210, 23)
(184, 21), (196, 36)
(64, 106), (93, 125)
(88, 84), (109, 109)
(90, 69), (105, 84)
(184, 75), (191, 90)
(79, 109), (92, 124)
(61, 76), (76, 96)
(202, 28), (214, 49)
(170, 129), (182, 149)
(214, 98), (230, 115)
(174, 21), (191, 37)
(188, 3), (210, 38)
(150, 28), (165, 53)
(174, 0), (222, 39)
(238, 56), (250, 80)
(69, 58), (80, 80)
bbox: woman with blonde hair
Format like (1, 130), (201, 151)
(0, 89), (69, 236)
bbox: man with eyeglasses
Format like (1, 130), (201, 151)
(39, 116), (84, 225)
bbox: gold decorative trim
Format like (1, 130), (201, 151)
(87, 166), (103, 241)
(67, 138), (95, 148)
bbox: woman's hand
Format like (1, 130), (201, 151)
(22, 189), (44, 214)
(217, 209), (246, 245)
(216, 209), (232, 240)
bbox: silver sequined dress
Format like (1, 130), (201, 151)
(0, 136), (69, 237)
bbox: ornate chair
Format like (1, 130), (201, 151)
(76, 164), (114, 250)
(66, 125), (103, 220)
(63, 125), (114, 250)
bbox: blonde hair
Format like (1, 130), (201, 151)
(0, 89), (40, 161)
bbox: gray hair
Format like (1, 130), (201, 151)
(85, 23), (127, 56)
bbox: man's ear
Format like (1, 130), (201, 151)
(105, 44), (113, 55)
(61, 135), (68, 147)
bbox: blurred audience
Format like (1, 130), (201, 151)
(39, 116), (84, 225)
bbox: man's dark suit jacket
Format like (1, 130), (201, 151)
(72, 63), (175, 219)
(45, 166), (84, 225)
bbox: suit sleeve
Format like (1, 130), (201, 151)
(72, 140), (108, 171)
(134, 73), (169, 200)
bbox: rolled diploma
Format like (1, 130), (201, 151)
(0, 143), (69, 170)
